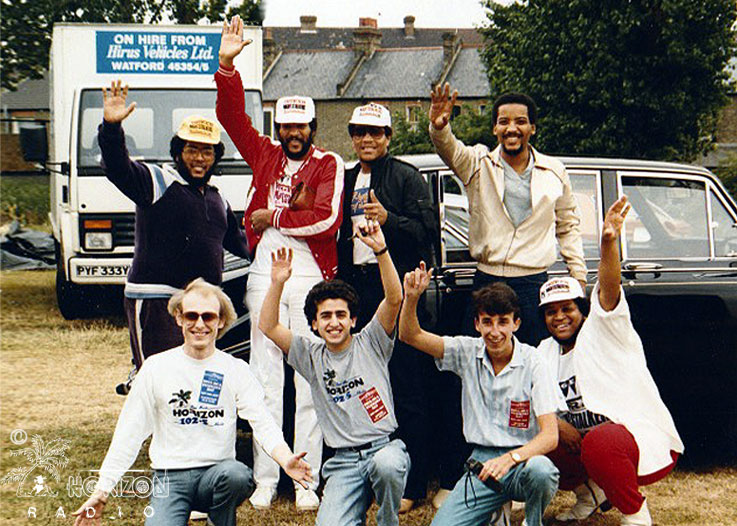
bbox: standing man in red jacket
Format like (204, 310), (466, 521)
(215, 16), (345, 511)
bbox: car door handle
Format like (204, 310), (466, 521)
(624, 262), (662, 271)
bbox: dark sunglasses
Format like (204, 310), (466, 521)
(182, 311), (219, 323)
(350, 126), (385, 139)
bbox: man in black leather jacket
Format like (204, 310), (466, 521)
(338, 103), (461, 512)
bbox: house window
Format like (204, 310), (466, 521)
(406, 104), (423, 129)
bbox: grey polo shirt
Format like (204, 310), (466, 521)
(438, 336), (564, 447)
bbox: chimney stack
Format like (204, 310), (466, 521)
(403, 16), (415, 38)
(300, 15), (317, 33)
(263, 27), (278, 70)
(442, 31), (459, 66)
(353, 17), (381, 57)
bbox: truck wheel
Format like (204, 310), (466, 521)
(55, 264), (93, 320)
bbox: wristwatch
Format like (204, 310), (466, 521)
(509, 452), (522, 464)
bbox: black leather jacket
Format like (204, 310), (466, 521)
(338, 154), (437, 279)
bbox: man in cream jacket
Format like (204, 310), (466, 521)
(429, 84), (586, 345)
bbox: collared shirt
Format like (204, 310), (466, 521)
(438, 336), (564, 447)
(501, 152), (534, 227)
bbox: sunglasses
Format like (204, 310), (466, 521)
(182, 311), (219, 323)
(350, 126), (385, 139)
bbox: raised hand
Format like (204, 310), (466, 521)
(602, 195), (630, 242)
(284, 451), (313, 490)
(270, 247), (293, 284)
(429, 82), (458, 130)
(102, 80), (136, 123)
(403, 261), (432, 298)
(355, 219), (386, 253)
(363, 189), (388, 225)
(219, 15), (253, 67)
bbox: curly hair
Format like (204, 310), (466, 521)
(491, 92), (538, 126)
(303, 279), (360, 334)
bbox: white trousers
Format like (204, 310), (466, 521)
(246, 273), (323, 491)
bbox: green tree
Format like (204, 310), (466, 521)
(389, 105), (496, 156)
(480, 0), (737, 161)
(0, 0), (263, 91)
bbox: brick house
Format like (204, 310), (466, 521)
(263, 16), (489, 160)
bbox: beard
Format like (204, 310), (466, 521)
(279, 134), (313, 160)
(176, 158), (215, 188)
(502, 144), (524, 156)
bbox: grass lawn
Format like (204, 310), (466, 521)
(1, 270), (736, 525)
(0, 174), (50, 227)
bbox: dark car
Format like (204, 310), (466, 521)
(402, 153), (737, 465)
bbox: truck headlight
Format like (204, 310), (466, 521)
(85, 232), (113, 250)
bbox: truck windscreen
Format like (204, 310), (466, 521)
(77, 88), (263, 168)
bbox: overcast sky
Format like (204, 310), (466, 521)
(260, 0), (491, 28)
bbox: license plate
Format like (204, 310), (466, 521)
(74, 264), (130, 277)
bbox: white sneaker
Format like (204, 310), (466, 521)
(555, 479), (611, 521)
(295, 488), (320, 511)
(621, 498), (652, 526)
(432, 488), (451, 509)
(489, 501), (511, 526)
(189, 510), (208, 521)
(249, 486), (276, 510)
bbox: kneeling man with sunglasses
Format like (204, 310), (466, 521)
(73, 278), (312, 526)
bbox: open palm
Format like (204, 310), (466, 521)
(602, 195), (630, 242)
(102, 80), (135, 123)
(429, 83), (458, 130)
(270, 248), (293, 284)
(220, 16), (252, 65)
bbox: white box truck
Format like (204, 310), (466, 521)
(47, 23), (262, 319)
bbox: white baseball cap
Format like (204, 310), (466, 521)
(275, 96), (316, 124)
(538, 277), (585, 307)
(349, 103), (392, 128)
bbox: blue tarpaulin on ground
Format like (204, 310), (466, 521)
(0, 221), (55, 270)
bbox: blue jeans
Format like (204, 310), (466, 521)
(431, 447), (559, 526)
(146, 460), (254, 526)
(463, 270), (549, 346)
(316, 437), (410, 526)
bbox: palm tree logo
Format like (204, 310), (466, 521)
(169, 389), (192, 408)
(323, 369), (337, 387)
(0, 434), (70, 497)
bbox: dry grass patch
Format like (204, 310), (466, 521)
(1, 270), (736, 525)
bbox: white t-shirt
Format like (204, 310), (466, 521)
(556, 348), (609, 433)
(537, 283), (684, 475)
(95, 347), (285, 493)
(350, 169), (377, 265)
(249, 158), (322, 278)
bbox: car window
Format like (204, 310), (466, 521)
(710, 190), (737, 257)
(440, 173), (471, 261)
(568, 171), (600, 259)
(621, 175), (709, 259)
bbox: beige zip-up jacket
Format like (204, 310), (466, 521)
(430, 123), (586, 281)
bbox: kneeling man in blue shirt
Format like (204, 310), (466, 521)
(400, 263), (564, 526)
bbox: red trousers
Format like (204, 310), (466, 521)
(547, 422), (678, 514)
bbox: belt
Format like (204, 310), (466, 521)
(339, 432), (398, 453)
